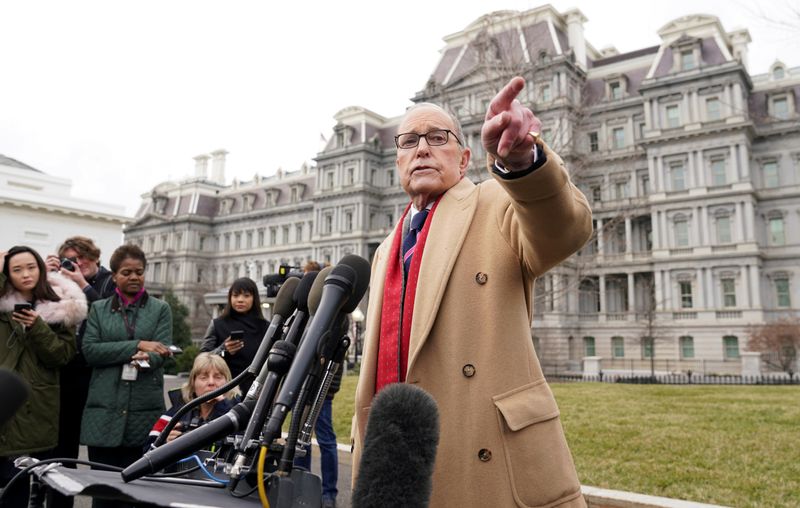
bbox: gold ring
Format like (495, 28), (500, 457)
(528, 131), (540, 143)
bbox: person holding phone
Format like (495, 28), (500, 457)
(200, 277), (268, 395)
(0, 246), (87, 506)
(79, 244), (173, 508)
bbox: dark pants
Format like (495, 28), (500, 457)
(294, 399), (338, 502)
(48, 364), (92, 508)
(87, 446), (142, 508)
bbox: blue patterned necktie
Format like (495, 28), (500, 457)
(402, 209), (430, 279)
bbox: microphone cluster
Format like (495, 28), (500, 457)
(121, 254), (372, 503)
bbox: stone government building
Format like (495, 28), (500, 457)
(124, 6), (799, 374)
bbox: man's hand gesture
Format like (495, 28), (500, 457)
(481, 77), (543, 171)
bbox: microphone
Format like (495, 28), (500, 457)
(0, 369), (30, 426)
(352, 384), (440, 508)
(122, 399), (256, 482)
(262, 255), (370, 443)
(246, 276), (299, 380)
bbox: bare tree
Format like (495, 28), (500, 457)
(747, 318), (800, 375)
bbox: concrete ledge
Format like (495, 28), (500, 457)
(582, 485), (729, 508)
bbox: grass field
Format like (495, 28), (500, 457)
(332, 375), (800, 507)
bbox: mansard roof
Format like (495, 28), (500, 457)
(0, 154), (42, 173)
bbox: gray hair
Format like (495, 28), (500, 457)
(403, 102), (466, 148)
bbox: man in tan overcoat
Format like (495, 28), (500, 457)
(353, 77), (592, 507)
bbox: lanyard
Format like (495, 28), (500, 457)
(120, 302), (141, 340)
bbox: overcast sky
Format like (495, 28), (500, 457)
(1, 0), (797, 216)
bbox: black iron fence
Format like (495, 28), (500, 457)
(547, 373), (800, 385)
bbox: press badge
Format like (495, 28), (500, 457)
(121, 362), (138, 381)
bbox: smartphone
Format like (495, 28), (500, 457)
(168, 345), (183, 355)
(14, 303), (33, 313)
(230, 330), (244, 341)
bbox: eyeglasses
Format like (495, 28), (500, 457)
(395, 129), (461, 149)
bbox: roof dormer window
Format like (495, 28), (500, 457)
(605, 76), (627, 101)
(680, 50), (696, 70)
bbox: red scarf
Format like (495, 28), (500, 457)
(375, 198), (440, 394)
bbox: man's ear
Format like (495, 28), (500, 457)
(459, 147), (472, 176)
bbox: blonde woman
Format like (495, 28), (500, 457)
(145, 353), (239, 449)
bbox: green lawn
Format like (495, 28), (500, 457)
(332, 376), (800, 507)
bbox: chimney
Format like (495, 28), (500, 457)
(729, 28), (751, 71)
(193, 154), (210, 179)
(564, 9), (588, 70)
(210, 149), (228, 185)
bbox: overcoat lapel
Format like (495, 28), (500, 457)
(407, 177), (478, 375)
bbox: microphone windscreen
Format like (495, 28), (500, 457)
(307, 266), (333, 315)
(293, 271), (318, 313)
(0, 369), (30, 426)
(272, 276), (300, 317)
(353, 384), (439, 508)
(336, 254), (371, 313)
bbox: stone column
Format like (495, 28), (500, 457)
(664, 271), (673, 310)
(724, 84), (733, 116)
(696, 268), (706, 308)
(625, 218), (633, 253)
(692, 209), (701, 246)
(599, 275), (607, 314)
(732, 82), (744, 115)
(740, 143), (750, 179)
(657, 156), (665, 192)
(744, 201), (755, 242)
(597, 219), (605, 255)
(735, 201), (745, 243)
(648, 157), (657, 192)
(627, 272), (635, 313)
(706, 268), (715, 309)
(644, 98), (652, 128)
(749, 265), (762, 308)
(655, 270), (664, 311)
(702, 206), (711, 245)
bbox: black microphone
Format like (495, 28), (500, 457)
(246, 276), (300, 380)
(352, 384), (440, 508)
(121, 399), (255, 482)
(262, 255), (370, 443)
(0, 369), (30, 426)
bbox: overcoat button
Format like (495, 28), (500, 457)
(462, 364), (476, 377)
(478, 449), (492, 462)
(475, 272), (488, 285)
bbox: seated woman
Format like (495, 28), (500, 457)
(0, 246), (86, 506)
(145, 352), (239, 450)
(200, 278), (269, 395)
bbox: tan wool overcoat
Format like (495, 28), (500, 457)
(353, 144), (593, 508)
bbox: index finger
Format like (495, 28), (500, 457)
(487, 77), (525, 118)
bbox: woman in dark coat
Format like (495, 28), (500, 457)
(200, 277), (269, 396)
(79, 244), (173, 508)
(0, 246), (86, 506)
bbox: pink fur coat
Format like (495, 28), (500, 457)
(0, 271), (88, 326)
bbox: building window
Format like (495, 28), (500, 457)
(642, 337), (654, 359)
(679, 280), (693, 308)
(325, 171), (334, 189)
(680, 336), (695, 359)
(666, 105), (681, 128)
(323, 214), (333, 235)
(710, 158), (726, 186)
(344, 210), (353, 232)
(721, 278), (737, 307)
(706, 98), (721, 121)
(592, 186), (602, 202)
(345, 167), (355, 186)
(769, 217), (785, 245)
(763, 161), (779, 188)
(615, 181), (629, 199)
(291, 187), (299, 203)
(612, 127), (625, 149)
(153, 262), (162, 283)
(589, 132), (599, 152)
(775, 278), (791, 307)
(282, 226), (290, 244)
(295, 224), (303, 242)
(609, 81), (622, 100)
(583, 336), (596, 357)
(246, 231), (252, 249)
(612, 336), (625, 358)
(772, 96), (789, 120)
(773, 66), (785, 80)
(270, 228), (277, 245)
(680, 50), (696, 70)
(640, 175), (650, 196)
(723, 336), (740, 359)
(541, 84), (551, 102)
(387, 170), (395, 187)
(674, 219), (689, 247)
(717, 216), (732, 244)
(258, 229), (265, 247)
(670, 162), (686, 191)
